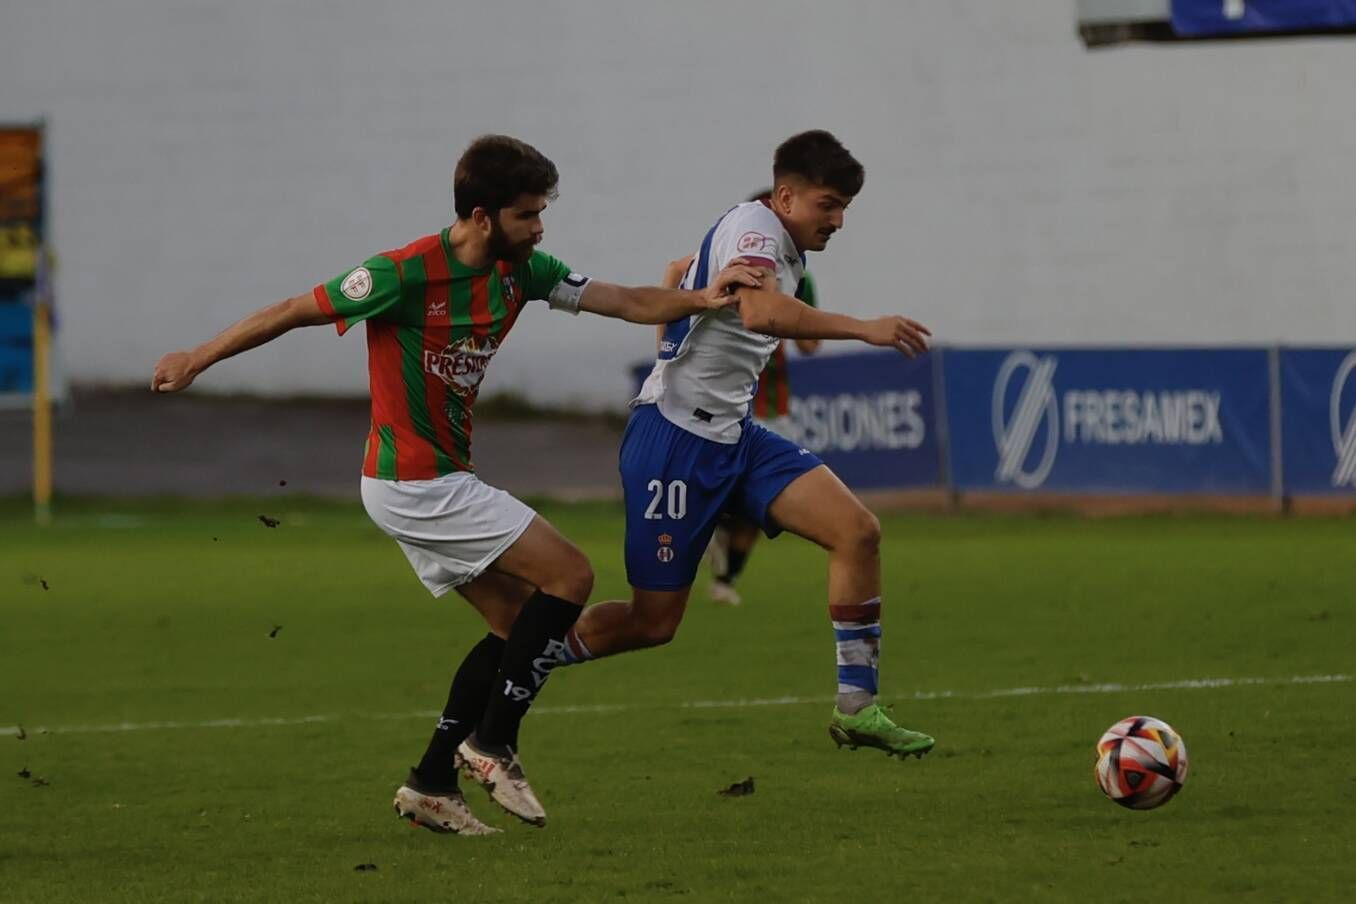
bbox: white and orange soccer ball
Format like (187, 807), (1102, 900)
(1095, 715), (1189, 810)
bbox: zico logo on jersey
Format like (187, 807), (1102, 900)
(423, 335), (499, 399)
(1331, 352), (1356, 488)
(992, 351), (1226, 489)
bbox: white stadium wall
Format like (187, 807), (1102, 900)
(4, 0), (1355, 407)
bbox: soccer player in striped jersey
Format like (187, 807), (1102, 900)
(558, 131), (937, 761)
(150, 135), (763, 834)
(703, 190), (822, 607)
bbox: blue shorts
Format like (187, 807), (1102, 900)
(620, 404), (823, 590)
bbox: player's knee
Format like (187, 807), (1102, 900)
(541, 544), (594, 604)
(638, 613), (682, 648)
(844, 508), (881, 557)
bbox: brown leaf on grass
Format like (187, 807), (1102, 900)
(40, 579), (49, 590)
(269, 625), (282, 638)
(31, 776), (49, 787)
(258, 515), (280, 528)
(17, 768), (31, 779)
(717, 777), (755, 797)
(353, 863), (378, 872)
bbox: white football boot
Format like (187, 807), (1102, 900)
(708, 580), (742, 606)
(458, 735), (547, 827)
(393, 771), (499, 835)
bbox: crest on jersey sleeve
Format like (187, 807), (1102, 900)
(736, 232), (778, 255)
(340, 267), (373, 301)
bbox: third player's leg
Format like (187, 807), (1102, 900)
(569, 585), (692, 657)
(765, 464), (881, 606)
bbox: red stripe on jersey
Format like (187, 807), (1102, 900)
(389, 233), (442, 262)
(364, 320), (415, 478)
(735, 255), (778, 271)
(313, 284), (338, 319)
(421, 244), (462, 471)
(829, 600), (882, 624)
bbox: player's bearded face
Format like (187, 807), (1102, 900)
(488, 197), (547, 264)
(487, 215), (534, 263)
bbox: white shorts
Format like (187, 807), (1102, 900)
(360, 473), (537, 597)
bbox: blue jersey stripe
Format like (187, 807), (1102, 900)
(658, 207), (733, 361)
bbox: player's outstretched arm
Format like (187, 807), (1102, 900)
(577, 263), (764, 325)
(734, 286), (931, 357)
(151, 292), (332, 392)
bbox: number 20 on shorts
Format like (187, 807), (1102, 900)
(644, 480), (687, 520)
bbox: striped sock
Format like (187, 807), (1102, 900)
(555, 626), (594, 667)
(830, 597), (881, 715)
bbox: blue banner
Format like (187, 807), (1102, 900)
(629, 350), (941, 491)
(781, 350), (940, 490)
(1173, 0), (1356, 36)
(0, 300), (33, 394)
(1279, 348), (1356, 495)
(943, 348), (1273, 494)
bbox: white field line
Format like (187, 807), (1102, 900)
(2, 673), (1348, 738)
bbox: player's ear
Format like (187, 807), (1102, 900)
(772, 183), (795, 214)
(470, 207), (495, 236)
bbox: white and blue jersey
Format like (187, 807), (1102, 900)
(623, 202), (820, 591)
(634, 201), (805, 444)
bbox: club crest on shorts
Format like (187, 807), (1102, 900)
(656, 533), (675, 562)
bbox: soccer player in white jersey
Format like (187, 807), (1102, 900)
(557, 131), (937, 759)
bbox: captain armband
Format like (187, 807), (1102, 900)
(546, 273), (592, 315)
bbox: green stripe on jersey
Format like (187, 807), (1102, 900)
(376, 424), (398, 480)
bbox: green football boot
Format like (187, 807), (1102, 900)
(829, 704), (935, 759)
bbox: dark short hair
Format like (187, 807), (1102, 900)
(453, 135), (559, 219)
(773, 130), (864, 198)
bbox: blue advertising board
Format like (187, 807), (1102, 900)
(781, 350), (940, 490)
(0, 300), (33, 393)
(1279, 348), (1356, 496)
(1173, 0), (1356, 36)
(628, 349), (941, 491)
(943, 348), (1273, 494)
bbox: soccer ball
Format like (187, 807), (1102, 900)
(1094, 715), (1188, 810)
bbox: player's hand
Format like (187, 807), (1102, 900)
(152, 351), (200, 393)
(701, 262), (768, 309)
(663, 254), (695, 289)
(862, 315), (932, 357)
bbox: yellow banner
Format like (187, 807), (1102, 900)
(0, 127), (42, 279)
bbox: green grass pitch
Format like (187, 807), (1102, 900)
(2, 498), (1353, 902)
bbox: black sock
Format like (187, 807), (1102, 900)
(720, 547), (749, 584)
(475, 590), (581, 749)
(413, 632), (505, 789)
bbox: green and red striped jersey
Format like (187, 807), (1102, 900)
(313, 229), (575, 479)
(752, 270), (818, 419)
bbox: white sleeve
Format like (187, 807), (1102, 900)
(710, 205), (797, 296)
